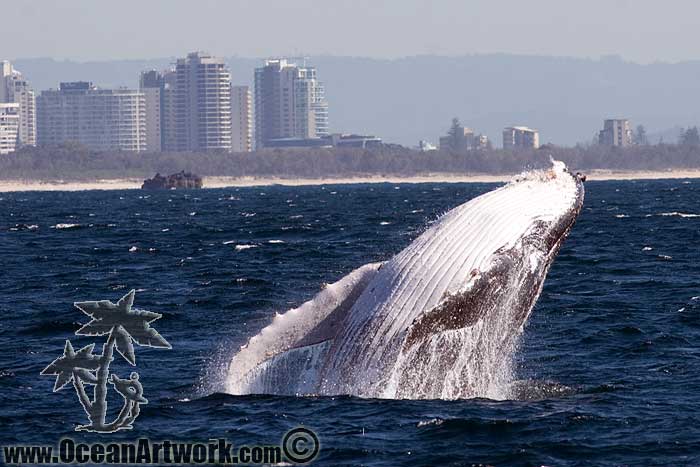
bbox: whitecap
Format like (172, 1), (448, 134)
(380, 221), (391, 225)
(642, 246), (653, 251)
(51, 223), (80, 230)
(417, 418), (444, 427)
(658, 212), (700, 218)
(129, 246), (138, 252)
(235, 244), (258, 251)
(10, 224), (38, 231)
(615, 214), (629, 218)
(268, 240), (285, 244)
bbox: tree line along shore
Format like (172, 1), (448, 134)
(2, 142), (700, 182)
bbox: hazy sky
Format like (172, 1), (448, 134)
(4, 0), (699, 62)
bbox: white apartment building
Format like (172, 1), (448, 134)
(1, 61), (36, 148)
(254, 59), (329, 148)
(599, 119), (632, 147)
(503, 126), (540, 149)
(0, 103), (19, 154)
(37, 82), (146, 152)
(231, 85), (253, 152)
(174, 52), (232, 152)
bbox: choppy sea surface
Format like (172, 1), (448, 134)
(1, 179), (699, 466)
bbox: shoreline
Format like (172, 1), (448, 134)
(1, 169), (700, 192)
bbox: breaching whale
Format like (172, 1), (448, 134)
(225, 161), (585, 400)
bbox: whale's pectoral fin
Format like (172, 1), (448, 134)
(228, 262), (383, 395)
(404, 256), (514, 350)
(292, 265), (380, 349)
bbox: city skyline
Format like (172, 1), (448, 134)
(9, 53), (693, 148)
(0, 54), (686, 153)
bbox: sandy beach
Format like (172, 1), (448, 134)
(1, 169), (700, 192)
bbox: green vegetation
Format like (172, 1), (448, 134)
(2, 142), (700, 181)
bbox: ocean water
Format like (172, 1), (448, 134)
(1, 179), (699, 466)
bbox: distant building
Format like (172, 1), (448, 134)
(0, 103), (19, 154)
(476, 134), (489, 149)
(264, 133), (381, 149)
(138, 68), (178, 152)
(439, 121), (488, 151)
(139, 70), (164, 152)
(1, 61), (36, 148)
(599, 119), (632, 147)
(37, 82), (146, 151)
(174, 52), (232, 152)
(231, 85), (253, 152)
(161, 70), (178, 152)
(503, 126), (539, 149)
(254, 58), (329, 149)
(418, 140), (437, 152)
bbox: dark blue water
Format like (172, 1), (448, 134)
(1, 180), (699, 466)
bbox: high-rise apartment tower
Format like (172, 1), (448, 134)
(1, 60), (36, 149)
(231, 85), (253, 152)
(174, 52), (232, 151)
(254, 59), (329, 148)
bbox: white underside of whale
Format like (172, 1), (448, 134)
(225, 161), (583, 399)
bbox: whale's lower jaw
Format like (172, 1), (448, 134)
(226, 163), (585, 400)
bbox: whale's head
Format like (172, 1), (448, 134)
(226, 161), (585, 400)
(402, 161), (585, 347)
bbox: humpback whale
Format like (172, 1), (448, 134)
(226, 161), (585, 400)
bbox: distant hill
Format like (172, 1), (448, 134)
(12, 54), (700, 147)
